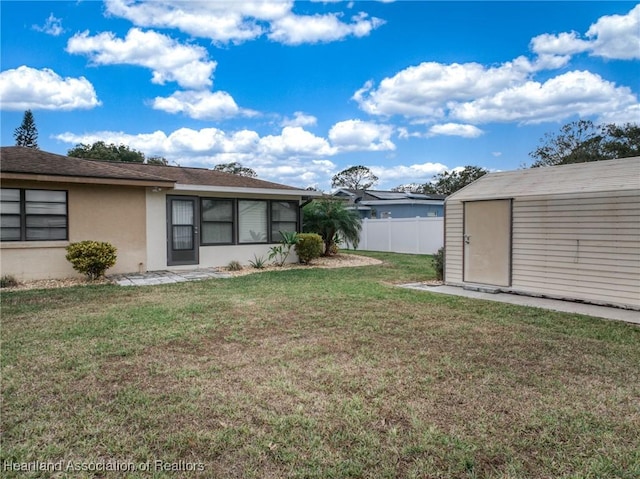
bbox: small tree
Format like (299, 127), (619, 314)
(14, 110), (39, 149)
(331, 165), (378, 190)
(65, 241), (117, 280)
(303, 199), (362, 256)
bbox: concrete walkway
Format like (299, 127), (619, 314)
(399, 283), (640, 325)
(110, 268), (231, 286)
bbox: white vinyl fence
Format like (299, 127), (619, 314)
(351, 217), (444, 255)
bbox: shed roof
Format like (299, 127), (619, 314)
(447, 156), (640, 202)
(0, 146), (309, 193)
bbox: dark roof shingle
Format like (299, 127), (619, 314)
(0, 146), (299, 191)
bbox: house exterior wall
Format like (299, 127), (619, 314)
(145, 189), (301, 271)
(1, 180), (147, 281)
(445, 190), (640, 309)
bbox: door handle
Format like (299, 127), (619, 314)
(464, 234), (471, 245)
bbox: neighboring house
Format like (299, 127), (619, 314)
(333, 189), (445, 219)
(0, 147), (320, 281)
(444, 156), (640, 309)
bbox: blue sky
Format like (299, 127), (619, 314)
(1, 1), (638, 191)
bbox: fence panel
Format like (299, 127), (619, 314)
(355, 217), (443, 254)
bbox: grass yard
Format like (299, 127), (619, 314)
(1, 251), (639, 478)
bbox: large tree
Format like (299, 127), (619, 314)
(213, 162), (257, 177)
(14, 110), (39, 149)
(303, 199), (362, 256)
(529, 120), (640, 167)
(68, 141), (146, 163)
(331, 165), (378, 190)
(422, 166), (489, 196)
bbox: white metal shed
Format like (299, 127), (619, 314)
(444, 157), (640, 310)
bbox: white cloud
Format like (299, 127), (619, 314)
(66, 28), (216, 89)
(258, 126), (335, 157)
(450, 70), (638, 124)
(426, 123), (484, 138)
(152, 90), (257, 120)
(104, 0), (384, 45)
(0, 66), (101, 111)
(530, 31), (590, 57)
(54, 125), (340, 188)
(328, 120), (395, 151)
(530, 5), (640, 60)
(269, 11), (384, 45)
(370, 162), (448, 187)
(32, 13), (64, 36)
(353, 59), (534, 118)
(281, 111), (318, 127)
(586, 4), (640, 60)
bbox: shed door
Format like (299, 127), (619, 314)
(463, 199), (511, 286)
(167, 196), (199, 266)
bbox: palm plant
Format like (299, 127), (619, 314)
(302, 199), (362, 256)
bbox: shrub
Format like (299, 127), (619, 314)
(227, 260), (242, 271)
(432, 246), (445, 281)
(295, 233), (323, 264)
(0, 275), (19, 288)
(248, 255), (266, 269)
(269, 231), (299, 267)
(65, 240), (117, 280)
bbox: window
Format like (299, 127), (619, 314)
(201, 199), (234, 244)
(1, 188), (68, 241)
(271, 201), (298, 242)
(238, 200), (267, 243)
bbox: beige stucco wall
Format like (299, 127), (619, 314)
(1, 180), (147, 281)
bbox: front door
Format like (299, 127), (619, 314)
(167, 196), (199, 266)
(463, 199), (511, 286)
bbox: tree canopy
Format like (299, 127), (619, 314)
(14, 110), (39, 149)
(529, 120), (640, 167)
(422, 166), (489, 196)
(67, 141), (169, 165)
(68, 142), (145, 163)
(213, 162), (257, 177)
(303, 199), (362, 256)
(331, 165), (379, 190)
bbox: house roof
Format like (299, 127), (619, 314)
(0, 146), (317, 195)
(334, 188), (446, 202)
(447, 156), (640, 202)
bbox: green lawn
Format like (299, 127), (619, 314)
(1, 251), (639, 478)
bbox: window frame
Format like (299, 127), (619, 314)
(270, 200), (299, 243)
(198, 198), (300, 246)
(1, 188), (68, 242)
(200, 198), (235, 245)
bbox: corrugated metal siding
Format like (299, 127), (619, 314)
(444, 202), (464, 284)
(510, 190), (639, 308)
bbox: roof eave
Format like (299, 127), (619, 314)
(0, 172), (176, 188)
(173, 183), (323, 197)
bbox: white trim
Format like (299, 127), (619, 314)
(173, 183), (322, 197)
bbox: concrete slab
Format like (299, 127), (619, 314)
(110, 268), (231, 287)
(399, 283), (640, 325)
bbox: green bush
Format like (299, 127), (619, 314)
(65, 240), (117, 280)
(295, 233), (323, 264)
(432, 246), (445, 281)
(227, 260), (242, 271)
(0, 275), (19, 288)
